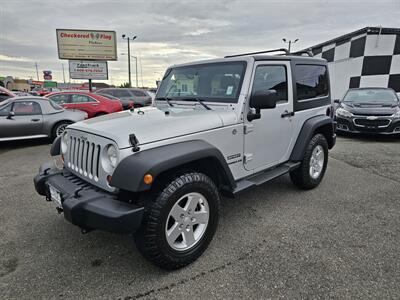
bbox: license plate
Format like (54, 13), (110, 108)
(49, 185), (62, 208)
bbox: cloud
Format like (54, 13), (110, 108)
(0, 54), (33, 62)
(0, 0), (399, 86)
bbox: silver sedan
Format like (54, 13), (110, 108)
(0, 96), (87, 141)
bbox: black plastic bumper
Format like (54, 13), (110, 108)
(34, 162), (144, 234)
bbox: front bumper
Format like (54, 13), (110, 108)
(336, 116), (400, 135)
(34, 162), (144, 234)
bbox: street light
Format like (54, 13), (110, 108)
(121, 34), (137, 87)
(121, 53), (139, 88)
(282, 38), (299, 53)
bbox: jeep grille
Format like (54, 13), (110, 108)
(63, 129), (117, 192)
(67, 137), (101, 181)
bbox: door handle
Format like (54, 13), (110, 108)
(31, 118), (40, 122)
(91, 103), (99, 106)
(281, 110), (294, 118)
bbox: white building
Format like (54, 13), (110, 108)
(300, 27), (400, 99)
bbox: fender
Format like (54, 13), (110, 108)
(290, 115), (335, 161)
(50, 136), (61, 156)
(110, 140), (236, 192)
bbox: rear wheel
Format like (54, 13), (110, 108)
(290, 134), (328, 189)
(52, 121), (71, 140)
(135, 172), (220, 270)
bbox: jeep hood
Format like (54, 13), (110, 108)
(68, 106), (238, 148)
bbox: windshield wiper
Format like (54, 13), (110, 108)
(156, 97), (174, 107)
(180, 97), (212, 110)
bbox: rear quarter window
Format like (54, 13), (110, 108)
(295, 65), (329, 101)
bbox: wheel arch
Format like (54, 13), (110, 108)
(290, 115), (335, 162)
(110, 140), (236, 193)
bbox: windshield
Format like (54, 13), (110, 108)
(156, 62), (246, 103)
(343, 89), (398, 104)
(0, 98), (13, 107)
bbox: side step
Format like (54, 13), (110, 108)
(233, 161), (301, 194)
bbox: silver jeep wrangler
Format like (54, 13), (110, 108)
(34, 49), (336, 269)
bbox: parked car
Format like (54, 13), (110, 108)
(34, 50), (336, 269)
(95, 88), (152, 107)
(13, 91), (31, 97)
(95, 92), (134, 110)
(0, 87), (16, 103)
(335, 87), (400, 135)
(0, 96), (87, 141)
(46, 91), (123, 118)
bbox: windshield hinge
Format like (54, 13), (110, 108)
(244, 153), (253, 164)
(244, 124), (254, 134)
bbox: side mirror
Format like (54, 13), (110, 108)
(248, 89), (278, 121)
(7, 111), (15, 119)
(250, 89), (278, 109)
(333, 99), (340, 104)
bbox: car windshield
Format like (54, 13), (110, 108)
(343, 89), (398, 104)
(156, 62), (246, 103)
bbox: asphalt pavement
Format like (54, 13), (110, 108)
(0, 135), (399, 299)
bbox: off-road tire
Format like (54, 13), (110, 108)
(290, 134), (328, 190)
(135, 172), (220, 270)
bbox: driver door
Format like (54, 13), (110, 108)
(0, 100), (43, 138)
(244, 61), (294, 172)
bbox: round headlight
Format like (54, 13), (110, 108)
(61, 132), (69, 154)
(106, 144), (118, 168)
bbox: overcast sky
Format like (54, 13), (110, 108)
(0, 0), (399, 87)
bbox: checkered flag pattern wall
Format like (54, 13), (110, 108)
(306, 28), (400, 97)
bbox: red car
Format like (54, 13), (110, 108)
(0, 87), (16, 103)
(46, 91), (123, 118)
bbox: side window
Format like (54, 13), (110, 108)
(48, 94), (70, 104)
(100, 90), (114, 96)
(13, 101), (42, 115)
(0, 104), (12, 116)
(252, 65), (288, 103)
(114, 90), (131, 97)
(295, 65), (329, 100)
(71, 94), (96, 103)
(132, 90), (147, 97)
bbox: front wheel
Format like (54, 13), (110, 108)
(135, 172), (220, 270)
(290, 133), (329, 189)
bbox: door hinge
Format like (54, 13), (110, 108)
(244, 124), (254, 134)
(244, 153), (253, 164)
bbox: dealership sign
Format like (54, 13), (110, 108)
(69, 60), (108, 80)
(56, 29), (117, 60)
(43, 70), (52, 80)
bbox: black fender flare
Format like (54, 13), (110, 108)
(290, 115), (335, 161)
(50, 136), (61, 156)
(110, 140), (236, 192)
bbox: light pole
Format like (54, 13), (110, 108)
(282, 38), (299, 53)
(121, 53), (138, 88)
(121, 34), (137, 87)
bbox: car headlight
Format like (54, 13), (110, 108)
(336, 108), (353, 118)
(61, 131), (69, 154)
(392, 110), (400, 119)
(101, 144), (118, 173)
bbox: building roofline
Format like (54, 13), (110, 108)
(298, 26), (400, 53)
